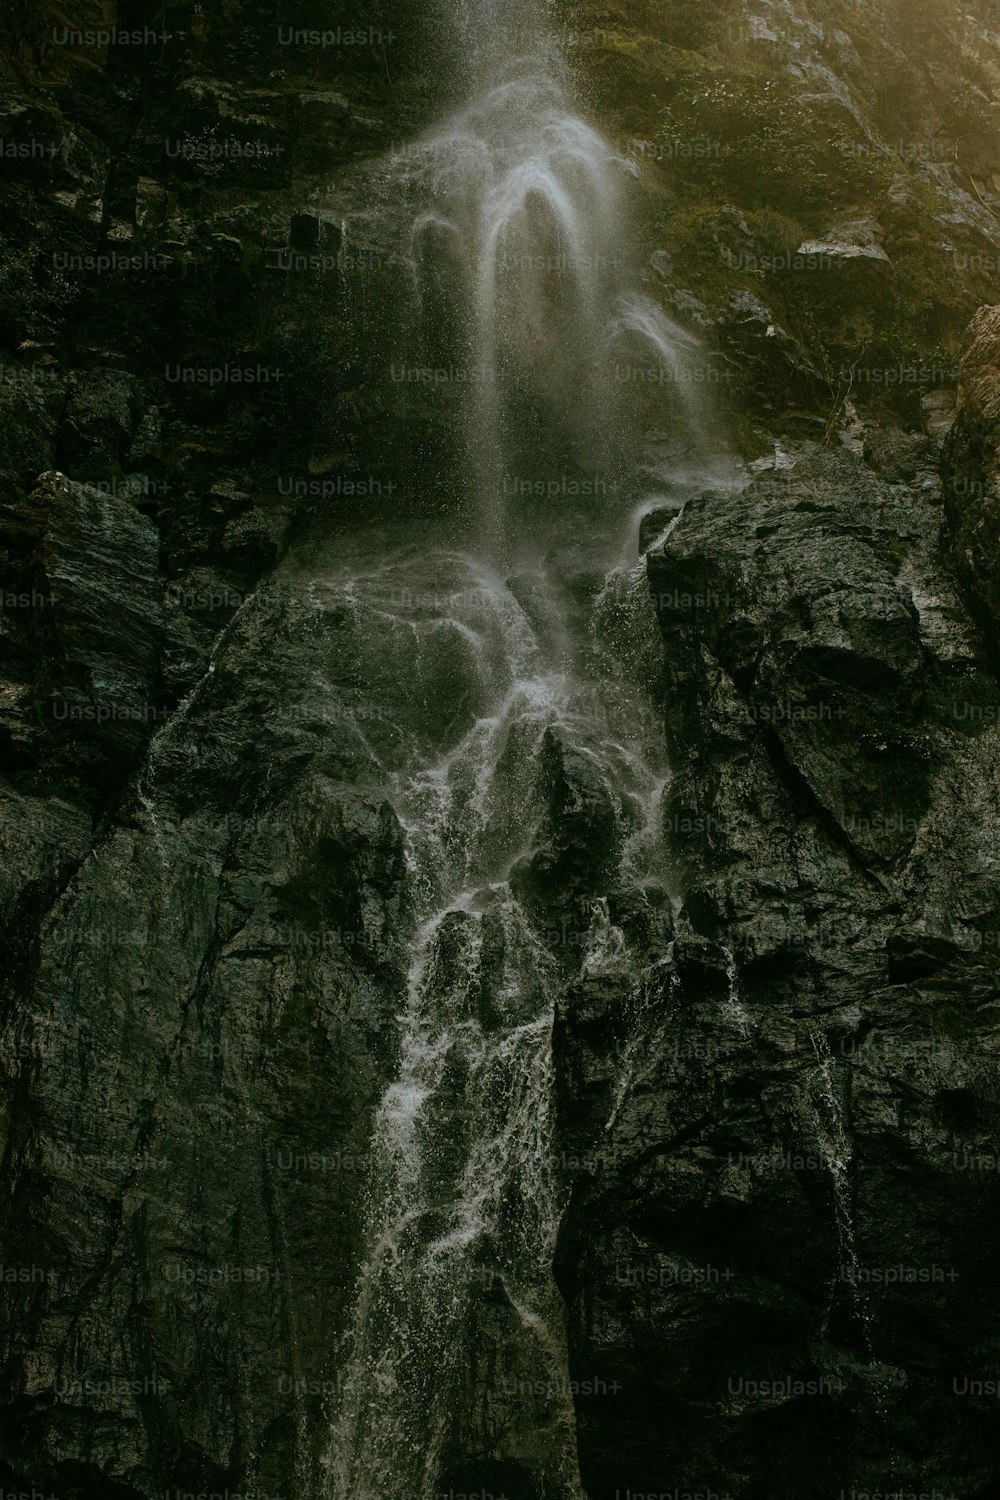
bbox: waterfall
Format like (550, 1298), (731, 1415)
(321, 7), (713, 1495)
(320, 553), (633, 1498)
(448, 0), (557, 91)
(396, 70), (630, 552)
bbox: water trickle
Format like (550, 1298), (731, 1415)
(806, 1027), (871, 1347)
(722, 945), (753, 1039)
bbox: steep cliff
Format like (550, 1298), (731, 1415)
(2, 3), (1000, 1499)
(557, 439), (1000, 1497)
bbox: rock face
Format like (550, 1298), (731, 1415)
(565, 0), (1000, 441)
(3, 1), (1000, 1497)
(0, 569), (412, 1498)
(555, 444), (1000, 1499)
(943, 304), (1000, 662)
(9, 430), (1000, 1500)
(1, 472), (162, 776)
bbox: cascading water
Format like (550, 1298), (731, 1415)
(320, 5), (717, 1496)
(318, 531), (682, 1498)
(388, 2), (708, 554)
(398, 78), (626, 550)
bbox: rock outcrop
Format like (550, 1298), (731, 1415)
(555, 443), (1000, 1499)
(0, 568), (411, 1498)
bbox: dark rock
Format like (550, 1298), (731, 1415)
(0, 470), (161, 775)
(0, 576), (411, 1498)
(290, 209), (343, 255)
(127, 406), (163, 467)
(650, 448), (932, 867)
(714, 290), (825, 415)
(0, 364), (62, 495)
(554, 440), (1000, 1498)
(59, 371), (137, 481)
(942, 304), (1000, 659)
(862, 426), (936, 483)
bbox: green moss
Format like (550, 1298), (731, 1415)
(658, 75), (892, 217)
(559, 1), (996, 432)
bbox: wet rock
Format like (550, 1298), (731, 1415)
(511, 728), (620, 910)
(554, 438), (1000, 1498)
(942, 303), (1000, 657)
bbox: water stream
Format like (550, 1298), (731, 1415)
(319, 4), (716, 1493)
